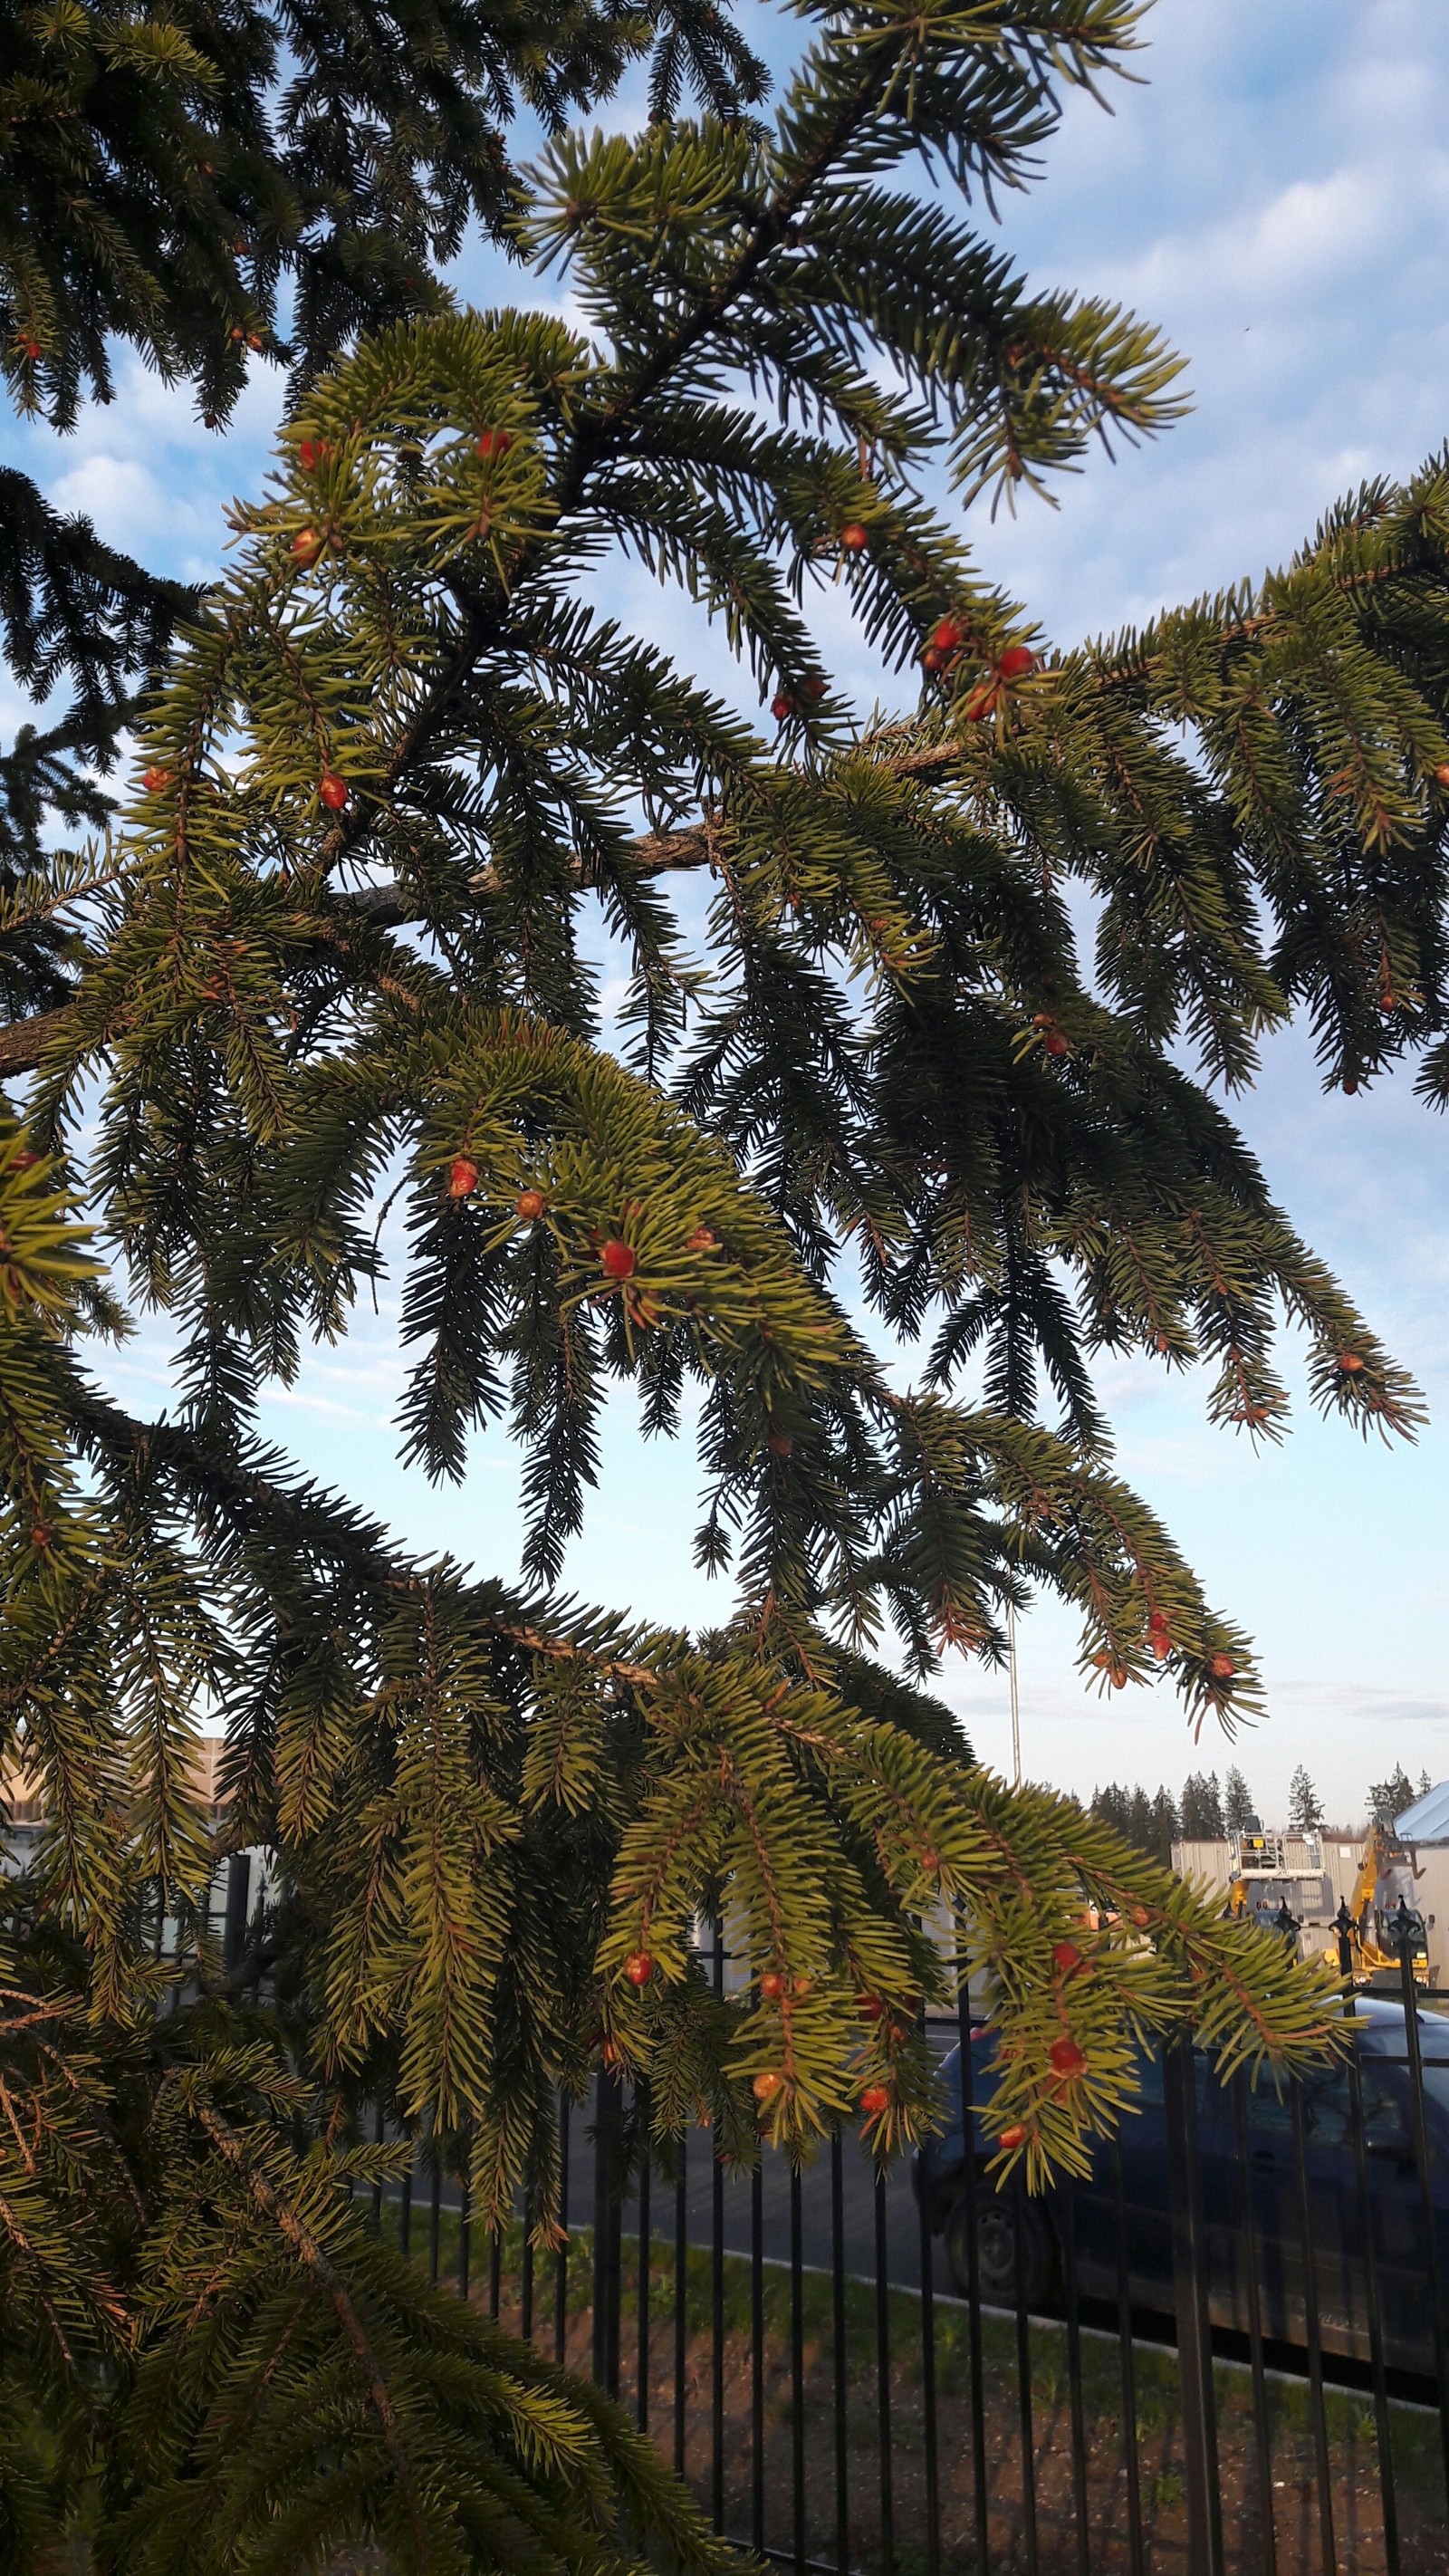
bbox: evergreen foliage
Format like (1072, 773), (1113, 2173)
(1223, 1764), (1255, 1832)
(0, 0), (766, 866)
(1367, 1764), (1419, 1831)
(1287, 1763), (1325, 1833)
(1180, 1772), (1225, 1841)
(0, 0), (1438, 2561)
(1090, 1780), (1180, 1869)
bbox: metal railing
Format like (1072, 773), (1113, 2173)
(218, 1879), (1449, 2576)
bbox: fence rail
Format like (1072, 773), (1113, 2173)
(216, 1874), (1449, 2576)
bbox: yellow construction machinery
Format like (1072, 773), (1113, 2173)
(1319, 1822), (1430, 1990)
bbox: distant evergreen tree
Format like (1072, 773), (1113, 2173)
(1091, 1783), (1133, 1840)
(1368, 1766), (1419, 1831)
(1092, 1781), (1177, 1866)
(1288, 1764), (1326, 1832)
(1223, 1764), (1256, 1832)
(1151, 1786), (1183, 1869)
(1182, 1773), (1226, 1841)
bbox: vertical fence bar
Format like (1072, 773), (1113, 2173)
(916, 2109), (941, 2576)
(830, 2126), (849, 2576)
(674, 2129), (688, 2480)
(636, 2108), (651, 2433)
(222, 1851), (251, 1974)
(1059, 2178), (1091, 2576)
(1109, 2139), (1145, 2576)
(371, 2099), (385, 2233)
(1011, 2189), (1039, 2576)
(249, 1860), (264, 2004)
(458, 2166), (471, 2304)
(1162, 2040), (1223, 2576)
(1344, 2025), (1398, 2576)
(592, 2068), (622, 2394)
(555, 2096), (571, 2369)
(955, 1939), (991, 2576)
(711, 1922), (725, 2535)
(710, 2139), (724, 2533)
(1288, 2081), (1337, 2575)
(874, 2167), (895, 2576)
(398, 2152), (413, 2261)
(427, 2140), (441, 2284)
(752, 2159), (765, 2557)
(488, 2223), (501, 2321)
(1230, 2073), (1278, 2576)
(1398, 1942), (1449, 2509)
(522, 2193), (534, 2343)
(790, 2165), (806, 2574)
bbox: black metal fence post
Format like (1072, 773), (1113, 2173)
(1287, 2078), (1336, 2573)
(221, 1850), (251, 1973)
(955, 1928), (991, 2576)
(635, 2097), (651, 2429)
(1343, 2012), (1399, 2576)
(829, 2124), (849, 2576)
(555, 2097), (571, 2368)
(592, 2063), (624, 2396)
(1397, 1930), (1449, 2511)
(1109, 2137), (1146, 2576)
(1162, 2036), (1225, 2576)
(1230, 2071), (1278, 2576)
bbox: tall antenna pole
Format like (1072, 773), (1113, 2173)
(1007, 1598), (1022, 1787)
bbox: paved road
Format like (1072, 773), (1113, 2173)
(389, 2026), (964, 2294)
(561, 2109), (942, 2291)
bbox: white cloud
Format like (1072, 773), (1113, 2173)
(47, 454), (207, 554)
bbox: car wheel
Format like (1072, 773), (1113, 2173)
(943, 2185), (1058, 2309)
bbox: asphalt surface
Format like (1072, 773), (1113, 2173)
(561, 2108), (939, 2290)
(389, 2026), (963, 2293)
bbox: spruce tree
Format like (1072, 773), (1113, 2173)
(1223, 1764), (1255, 1833)
(0, 0), (766, 878)
(0, 0), (1441, 2561)
(1149, 1785), (1181, 1870)
(1287, 1763), (1325, 1833)
(1090, 1782), (1132, 1841)
(1368, 1765), (1418, 1831)
(1181, 1773), (1225, 1841)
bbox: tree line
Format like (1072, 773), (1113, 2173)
(1090, 1763), (1435, 1869)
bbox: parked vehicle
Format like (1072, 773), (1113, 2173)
(914, 1997), (1449, 2376)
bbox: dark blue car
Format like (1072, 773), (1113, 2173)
(914, 1996), (1449, 2377)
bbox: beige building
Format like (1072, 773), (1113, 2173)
(1389, 1781), (1449, 1989)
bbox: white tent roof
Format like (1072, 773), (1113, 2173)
(1395, 1780), (1449, 1843)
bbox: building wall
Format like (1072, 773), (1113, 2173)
(1398, 1845), (1449, 1987)
(1171, 1834), (1341, 1923)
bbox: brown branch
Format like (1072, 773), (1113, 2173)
(196, 2102), (431, 2566)
(0, 1005), (69, 1079)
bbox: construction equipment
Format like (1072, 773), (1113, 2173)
(1319, 1822), (1431, 1990)
(1222, 1821), (1319, 1927)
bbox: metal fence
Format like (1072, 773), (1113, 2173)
(219, 1874), (1449, 2576)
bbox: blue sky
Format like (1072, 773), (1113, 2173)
(5, 0), (1449, 1826)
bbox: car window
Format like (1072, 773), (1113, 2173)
(1301, 2070), (1407, 2148)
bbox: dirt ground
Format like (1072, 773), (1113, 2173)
(485, 2227), (1448, 2576)
(330, 2211), (1446, 2574)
